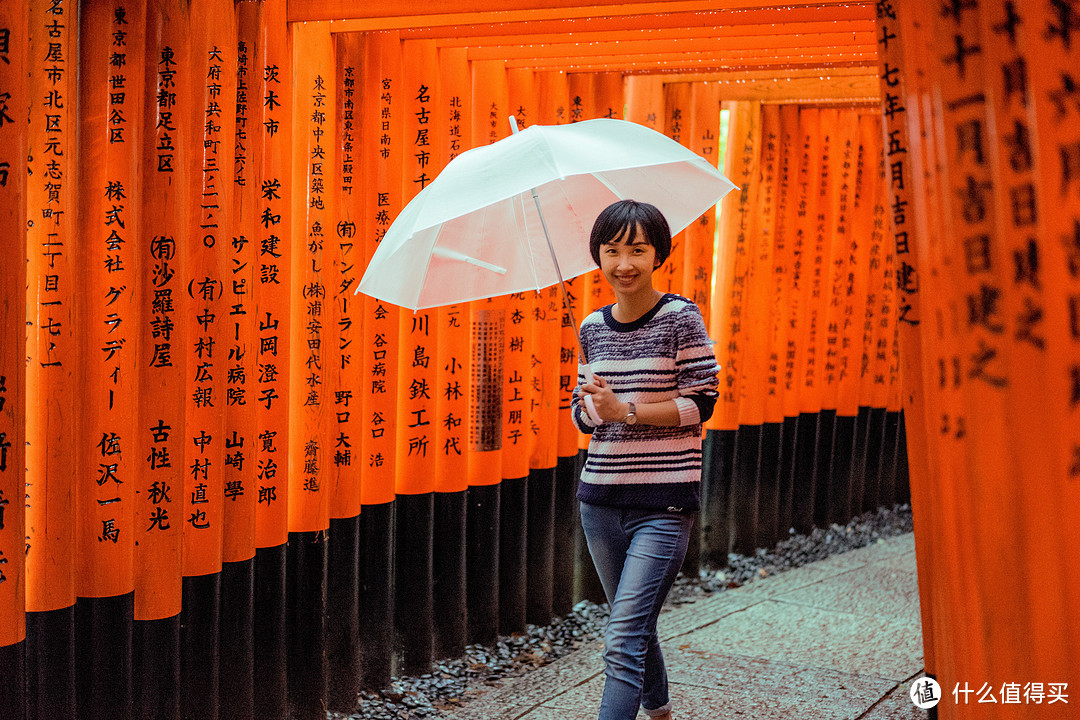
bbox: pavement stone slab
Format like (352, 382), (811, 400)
(658, 591), (763, 640)
(536, 674), (606, 711)
(447, 640), (604, 719)
(767, 563), (922, 624)
(731, 551), (871, 602)
(848, 534), (916, 563)
(679, 598), (923, 680)
(859, 682), (928, 719)
(516, 706), (597, 720)
(663, 655), (901, 720)
(878, 549), (919, 573)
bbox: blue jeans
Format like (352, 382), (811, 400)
(580, 502), (693, 720)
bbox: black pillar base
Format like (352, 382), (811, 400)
(851, 407), (872, 514)
(254, 544), (287, 720)
(1, 638), (26, 720)
(286, 531), (328, 720)
(219, 558), (254, 720)
(499, 476), (528, 636)
(327, 516), (361, 711)
(252, 546), (287, 720)
(75, 593), (133, 720)
(395, 493), (434, 677)
(812, 410), (837, 529)
(433, 491), (467, 660)
(865, 407), (888, 510)
(466, 484), (500, 646)
(133, 614), (180, 720)
(730, 424), (762, 556)
(181, 573), (221, 720)
(552, 456), (577, 617)
(701, 429), (735, 566)
(792, 413), (818, 535)
(680, 509), (701, 579)
(525, 468), (555, 627)
(26, 605), (75, 720)
(756, 422), (783, 550)
(778, 416), (798, 536)
(828, 414), (856, 527)
(358, 502), (394, 690)
(880, 410), (900, 507)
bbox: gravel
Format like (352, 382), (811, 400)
(328, 503), (914, 720)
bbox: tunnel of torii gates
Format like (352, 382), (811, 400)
(0, 0), (1077, 718)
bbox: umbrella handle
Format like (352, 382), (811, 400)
(580, 362), (605, 424)
(583, 393), (605, 426)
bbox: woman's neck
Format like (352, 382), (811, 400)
(612, 288), (663, 324)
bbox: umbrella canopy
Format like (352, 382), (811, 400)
(356, 117), (737, 310)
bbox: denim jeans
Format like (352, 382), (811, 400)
(580, 502), (693, 720)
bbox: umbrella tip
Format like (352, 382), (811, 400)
(509, 116), (520, 134)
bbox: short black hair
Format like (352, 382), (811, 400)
(589, 200), (672, 267)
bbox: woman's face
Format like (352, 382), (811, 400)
(599, 223), (659, 297)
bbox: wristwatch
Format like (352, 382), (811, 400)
(622, 401), (637, 425)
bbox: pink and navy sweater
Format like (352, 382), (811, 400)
(571, 294), (720, 513)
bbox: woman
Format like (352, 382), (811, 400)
(571, 200), (719, 720)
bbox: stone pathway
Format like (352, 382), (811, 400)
(445, 534), (927, 720)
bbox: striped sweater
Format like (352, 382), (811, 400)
(571, 294), (720, 512)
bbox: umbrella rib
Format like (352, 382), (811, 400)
(591, 171), (625, 200)
(515, 190), (543, 292)
(412, 223), (444, 311)
(431, 246), (507, 275)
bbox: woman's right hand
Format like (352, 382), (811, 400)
(581, 375), (630, 423)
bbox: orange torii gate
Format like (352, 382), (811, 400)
(7, 1), (1077, 719)
(875, 1), (1080, 716)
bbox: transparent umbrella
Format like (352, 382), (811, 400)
(356, 116), (737, 321)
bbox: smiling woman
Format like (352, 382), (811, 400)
(572, 200), (720, 720)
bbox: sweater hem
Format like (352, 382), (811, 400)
(576, 482), (701, 513)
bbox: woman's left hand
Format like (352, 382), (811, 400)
(581, 375), (630, 422)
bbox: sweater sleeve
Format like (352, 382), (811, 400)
(672, 302), (720, 426)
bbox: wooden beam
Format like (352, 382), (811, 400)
(313, 0), (873, 30)
(507, 56), (878, 72)
(421, 20), (876, 46)
(382, 8), (875, 37)
(659, 66), (877, 82)
(498, 48), (879, 72)
(664, 75), (881, 102)
(431, 23), (877, 50)
(462, 34), (876, 62)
